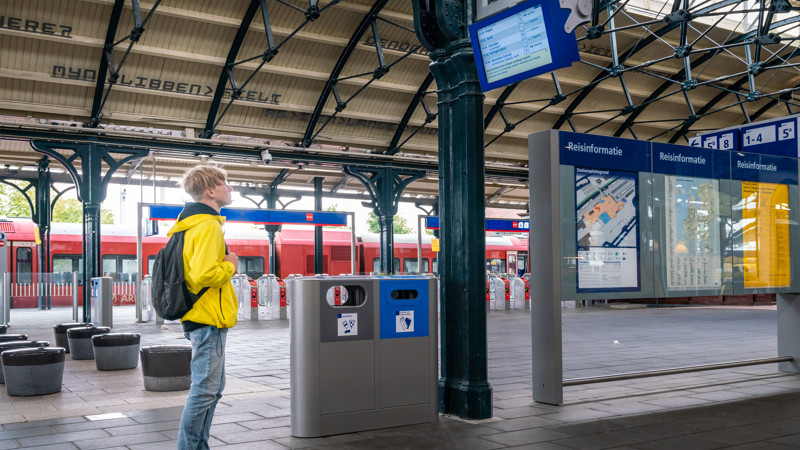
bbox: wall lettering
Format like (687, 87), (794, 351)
(0, 16), (72, 38)
(263, 108), (438, 136)
(50, 66), (281, 104)
(362, 36), (429, 56)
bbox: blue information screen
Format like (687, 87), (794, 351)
(469, 0), (579, 92)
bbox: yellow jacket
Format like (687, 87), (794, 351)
(167, 208), (238, 328)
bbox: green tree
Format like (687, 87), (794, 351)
(323, 203), (351, 230)
(0, 184), (115, 224)
(53, 198), (115, 224)
(366, 212), (414, 234)
(0, 184), (34, 217)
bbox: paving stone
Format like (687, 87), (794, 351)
(103, 420), (181, 437)
(16, 429), (109, 447)
(0, 440), (19, 450)
(72, 432), (170, 450)
(481, 428), (571, 446)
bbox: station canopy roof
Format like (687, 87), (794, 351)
(1, 0), (800, 210)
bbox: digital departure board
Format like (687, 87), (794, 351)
(469, 0), (580, 92)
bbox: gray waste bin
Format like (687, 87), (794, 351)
(90, 277), (113, 328)
(290, 275), (438, 437)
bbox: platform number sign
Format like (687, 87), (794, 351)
(741, 118), (798, 157)
(689, 132), (736, 151)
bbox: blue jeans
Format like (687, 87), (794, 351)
(178, 326), (227, 450)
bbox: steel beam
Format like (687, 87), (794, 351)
(302, 0), (390, 147)
(201, 0), (262, 138)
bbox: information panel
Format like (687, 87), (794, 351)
(652, 143), (724, 292)
(575, 167), (640, 291)
(664, 176), (721, 289)
(740, 182), (791, 288)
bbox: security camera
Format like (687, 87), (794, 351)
(260, 149), (272, 165)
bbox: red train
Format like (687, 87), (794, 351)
(1, 219), (529, 308)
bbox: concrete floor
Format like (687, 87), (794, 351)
(0, 304), (798, 449)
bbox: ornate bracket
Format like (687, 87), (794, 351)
(343, 165), (425, 217)
(30, 141), (150, 204)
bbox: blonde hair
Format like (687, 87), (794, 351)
(182, 165), (227, 201)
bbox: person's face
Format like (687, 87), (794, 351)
(209, 181), (233, 209)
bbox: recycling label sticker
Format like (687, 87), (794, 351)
(337, 313), (358, 336)
(396, 310), (414, 333)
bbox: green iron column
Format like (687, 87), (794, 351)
(264, 186), (280, 275)
(36, 157), (52, 309)
(314, 177), (324, 274)
(413, 0), (492, 419)
(80, 144), (105, 323)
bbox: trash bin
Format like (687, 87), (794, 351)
(290, 275), (438, 437)
(90, 277), (113, 328)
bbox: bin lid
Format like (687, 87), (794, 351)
(1, 347), (65, 366)
(66, 327), (112, 338)
(91, 333), (141, 347)
(54, 323), (94, 333)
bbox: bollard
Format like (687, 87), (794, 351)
(1, 272), (9, 326)
(72, 272), (79, 323)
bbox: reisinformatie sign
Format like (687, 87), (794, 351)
(574, 167), (639, 291)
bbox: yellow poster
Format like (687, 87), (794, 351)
(741, 181), (790, 288)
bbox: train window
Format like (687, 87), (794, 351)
(433, 258), (438, 274)
(239, 256), (264, 280)
(15, 247), (33, 284)
(147, 255), (155, 275)
(53, 254), (83, 284)
(486, 258), (506, 274)
(372, 258), (400, 273)
(102, 255), (137, 283)
(403, 258), (430, 273)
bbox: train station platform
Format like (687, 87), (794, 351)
(0, 305), (798, 449)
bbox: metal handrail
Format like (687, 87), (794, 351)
(563, 356), (794, 386)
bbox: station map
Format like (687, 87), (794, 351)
(575, 167), (639, 290)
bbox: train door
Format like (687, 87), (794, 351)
(517, 251), (528, 276)
(10, 243), (36, 308)
(506, 251), (517, 277)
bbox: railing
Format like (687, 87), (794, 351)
(5, 272), (138, 308)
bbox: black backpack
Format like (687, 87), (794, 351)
(151, 230), (209, 320)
